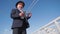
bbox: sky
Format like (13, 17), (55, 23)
(0, 0), (60, 34)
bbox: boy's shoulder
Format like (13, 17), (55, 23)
(11, 8), (18, 12)
(12, 8), (17, 10)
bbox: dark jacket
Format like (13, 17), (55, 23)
(11, 9), (30, 29)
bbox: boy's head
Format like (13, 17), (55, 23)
(16, 1), (25, 9)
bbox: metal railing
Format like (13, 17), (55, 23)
(32, 16), (60, 34)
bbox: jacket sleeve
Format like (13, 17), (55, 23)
(26, 13), (31, 20)
(26, 16), (31, 20)
(11, 9), (21, 19)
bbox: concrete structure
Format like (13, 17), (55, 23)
(32, 16), (60, 34)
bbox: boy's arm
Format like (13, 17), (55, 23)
(11, 9), (20, 19)
(26, 13), (32, 20)
(26, 16), (31, 20)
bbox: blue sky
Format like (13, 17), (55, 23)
(0, 0), (60, 34)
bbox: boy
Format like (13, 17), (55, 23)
(11, 1), (32, 34)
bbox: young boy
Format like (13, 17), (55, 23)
(11, 1), (32, 34)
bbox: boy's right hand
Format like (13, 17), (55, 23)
(19, 13), (24, 17)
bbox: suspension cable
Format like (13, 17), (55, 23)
(27, 0), (36, 11)
(27, 0), (40, 11)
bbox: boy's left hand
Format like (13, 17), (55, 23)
(28, 13), (32, 17)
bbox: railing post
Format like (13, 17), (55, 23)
(55, 21), (60, 34)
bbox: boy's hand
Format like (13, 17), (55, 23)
(19, 13), (24, 17)
(28, 13), (32, 17)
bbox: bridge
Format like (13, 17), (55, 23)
(32, 16), (60, 34)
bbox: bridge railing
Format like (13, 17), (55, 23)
(32, 16), (60, 34)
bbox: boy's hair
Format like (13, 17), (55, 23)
(16, 1), (25, 8)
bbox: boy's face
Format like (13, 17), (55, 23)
(17, 3), (24, 10)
